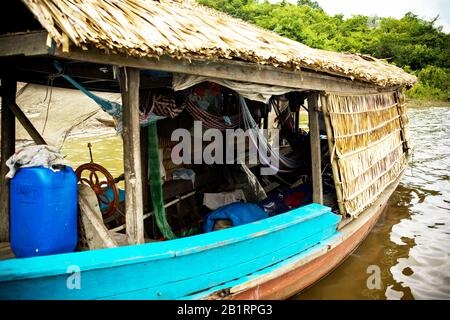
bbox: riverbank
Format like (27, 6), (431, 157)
(5, 83), (117, 148)
(406, 98), (450, 108)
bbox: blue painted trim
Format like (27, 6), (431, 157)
(102, 226), (340, 300)
(0, 204), (341, 299)
(0, 203), (331, 282)
(182, 233), (343, 300)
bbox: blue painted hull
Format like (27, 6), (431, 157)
(0, 203), (340, 300)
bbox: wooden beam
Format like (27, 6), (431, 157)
(0, 31), (400, 93)
(0, 57), (172, 91)
(308, 93), (323, 204)
(119, 67), (144, 245)
(140, 126), (149, 213)
(0, 31), (50, 57)
(78, 185), (118, 250)
(55, 48), (390, 94)
(0, 57), (116, 81)
(0, 78), (16, 242)
(8, 102), (46, 145)
(0, 68), (120, 93)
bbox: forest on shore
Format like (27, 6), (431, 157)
(198, 0), (449, 101)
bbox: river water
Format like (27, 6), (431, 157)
(296, 105), (450, 300)
(61, 105), (450, 300)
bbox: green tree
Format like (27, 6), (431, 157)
(197, 0), (450, 101)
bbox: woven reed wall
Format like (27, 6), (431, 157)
(324, 91), (409, 216)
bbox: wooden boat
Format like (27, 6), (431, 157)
(0, 0), (416, 300)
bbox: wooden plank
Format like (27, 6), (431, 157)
(0, 57), (172, 92)
(8, 102), (46, 145)
(0, 242), (10, 249)
(308, 93), (323, 204)
(78, 185), (118, 250)
(0, 78), (16, 242)
(56, 48), (387, 93)
(140, 126), (149, 212)
(119, 67), (144, 245)
(0, 31), (50, 57)
(0, 243), (14, 261)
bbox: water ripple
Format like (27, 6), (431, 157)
(297, 105), (450, 300)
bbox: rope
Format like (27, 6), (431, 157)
(40, 70), (61, 135)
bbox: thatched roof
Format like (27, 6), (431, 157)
(21, 0), (417, 88)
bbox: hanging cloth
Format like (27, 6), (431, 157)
(148, 120), (177, 240)
(172, 73), (302, 104)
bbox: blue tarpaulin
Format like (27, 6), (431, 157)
(203, 203), (268, 233)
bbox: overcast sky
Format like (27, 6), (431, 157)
(279, 0), (450, 32)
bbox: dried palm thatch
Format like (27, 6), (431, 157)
(323, 91), (409, 217)
(20, 0), (417, 88)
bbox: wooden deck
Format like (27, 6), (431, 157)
(0, 243), (14, 261)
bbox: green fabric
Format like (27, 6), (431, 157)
(148, 121), (177, 240)
(178, 225), (202, 237)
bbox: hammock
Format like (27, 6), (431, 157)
(270, 97), (303, 151)
(53, 61), (165, 133)
(239, 96), (302, 173)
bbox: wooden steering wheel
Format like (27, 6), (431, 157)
(75, 162), (119, 219)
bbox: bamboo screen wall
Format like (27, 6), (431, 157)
(323, 91), (409, 217)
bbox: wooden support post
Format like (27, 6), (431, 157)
(308, 93), (323, 205)
(140, 126), (149, 213)
(119, 67), (144, 245)
(0, 79), (16, 242)
(294, 110), (300, 132)
(8, 102), (46, 145)
(321, 94), (346, 216)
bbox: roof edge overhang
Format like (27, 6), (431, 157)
(0, 31), (402, 95)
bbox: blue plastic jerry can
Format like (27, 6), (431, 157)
(10, 165), (78, 258)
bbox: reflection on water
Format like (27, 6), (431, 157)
(296, 106), (450, 300)
(62, 106), (450, 300)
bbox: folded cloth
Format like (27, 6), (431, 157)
(284, 191), (307, 209)
(203, 189), (246, 210)
(5, 145), (65, 179)
(172, 168), (195, 186)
